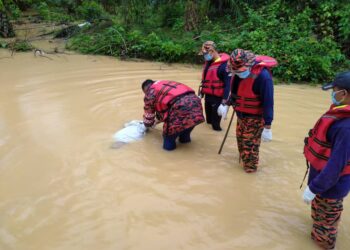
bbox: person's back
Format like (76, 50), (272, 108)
(141, 79), (204, 150)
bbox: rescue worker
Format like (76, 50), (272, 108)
(142, 79), (205, 151)
(198, 41), (231, 131)
(302, 71), (350, 249)
(227, 49), (277, 173)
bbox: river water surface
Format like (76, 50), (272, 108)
(0, 50), (349, 250)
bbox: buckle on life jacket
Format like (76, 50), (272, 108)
(308, 129), (312, 137)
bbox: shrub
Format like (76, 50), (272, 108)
(76, 1), (107, 22)
(6, 3), (21, 19)
(12, 40), (33, 51)
(37, 2), (50, 20)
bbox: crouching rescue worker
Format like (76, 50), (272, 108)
(302, 71), (350, 249)
(142, 79), (205, 151)
(198, 41), (231, 131)
(227, 48), (277, 173)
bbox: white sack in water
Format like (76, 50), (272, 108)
(112, 120), (147, 147)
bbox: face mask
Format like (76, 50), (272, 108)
(236, 70), (250, 79)
(331, 90), (346, 106)
(204, 53), (213, 61)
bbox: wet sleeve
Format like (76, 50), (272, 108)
(218, 62), (232, 103)
(256, 69), (274, 126)
(143, 90), (156, 127)
(309, 126), (350, 194)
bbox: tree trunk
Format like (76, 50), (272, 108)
(0, 11), (15, 38)
(184, 0), (199, 31)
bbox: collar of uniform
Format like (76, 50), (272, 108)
(214, 57), (221, 63)
(333, 104), (349, 110)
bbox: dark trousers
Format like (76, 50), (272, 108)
(163, 127), (194, 151)
(204, 99), (222, 131)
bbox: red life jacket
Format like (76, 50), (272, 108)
(150, 80), (194, 120)
(304, 104), (350, 176)
(234, 55), (277, 115)
(201, 53), (230, 97)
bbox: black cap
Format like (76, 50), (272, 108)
(322, 71), (350, 90)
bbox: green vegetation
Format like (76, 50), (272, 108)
(1, 0), (350, 83)
(11, 39), (33, 51)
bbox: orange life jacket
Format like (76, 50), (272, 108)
(150, 80), (194, 120)
(304, 104), (350, 176)
(201, 53), (230, 97)
(233, 55), (277, 115)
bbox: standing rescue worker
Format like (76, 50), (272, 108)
(302, 71), (350, 249)
(142, 79), (205, 151)
(198, 41), (231, 131)
(227, 49), (277, 173)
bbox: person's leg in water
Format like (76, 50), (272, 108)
(163, 134), (178, 150)
(237, 117), (264, 173)
(236, 118), (244, 163)
(210, 102), (222, 131)
(179, 127), (194, 143)
(311, 196), (343, 250)
(204, 100), (212, 124)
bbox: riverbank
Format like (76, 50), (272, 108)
(1, 1), (349, 83)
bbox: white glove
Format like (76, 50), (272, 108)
(262, 128), (272, 142)
(137, 123), (147, 134)
(302, 186), (316, 205)
(217, 104), (229, 120)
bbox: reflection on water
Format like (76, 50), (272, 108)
(0, 50), (349, 250)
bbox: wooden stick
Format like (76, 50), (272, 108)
(218, 109), (235, 154)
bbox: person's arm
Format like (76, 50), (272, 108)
(143, 89), (156, 127)
(218, 62), (232, 104)
(256, 69), (274, 127)
(309, 126), (350, 194)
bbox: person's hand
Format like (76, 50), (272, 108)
(302, 186), (316, 205)
(217, 104), (229, 120)
(152, 119), (161, 128)
(262, 128), (272, 142)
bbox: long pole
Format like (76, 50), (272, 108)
(218, 109), (235, 154)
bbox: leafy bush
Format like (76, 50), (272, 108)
(10, 4), (21, 19)
(337, 3), (350, 41)
(12, 40), (33, 51)
(37, 2), (50, 20)
(76, 1), (107, 22)
(213, 2), (346, 82)
(0, 39), (8, 48)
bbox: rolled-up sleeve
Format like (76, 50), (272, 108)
(143, 89), (156, 127)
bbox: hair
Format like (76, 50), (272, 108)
(142, 79), (154, 91)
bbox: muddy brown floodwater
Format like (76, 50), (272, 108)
(0, 50), (349, 250)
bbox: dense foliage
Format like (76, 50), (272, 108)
(2, 0), (350, 82)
